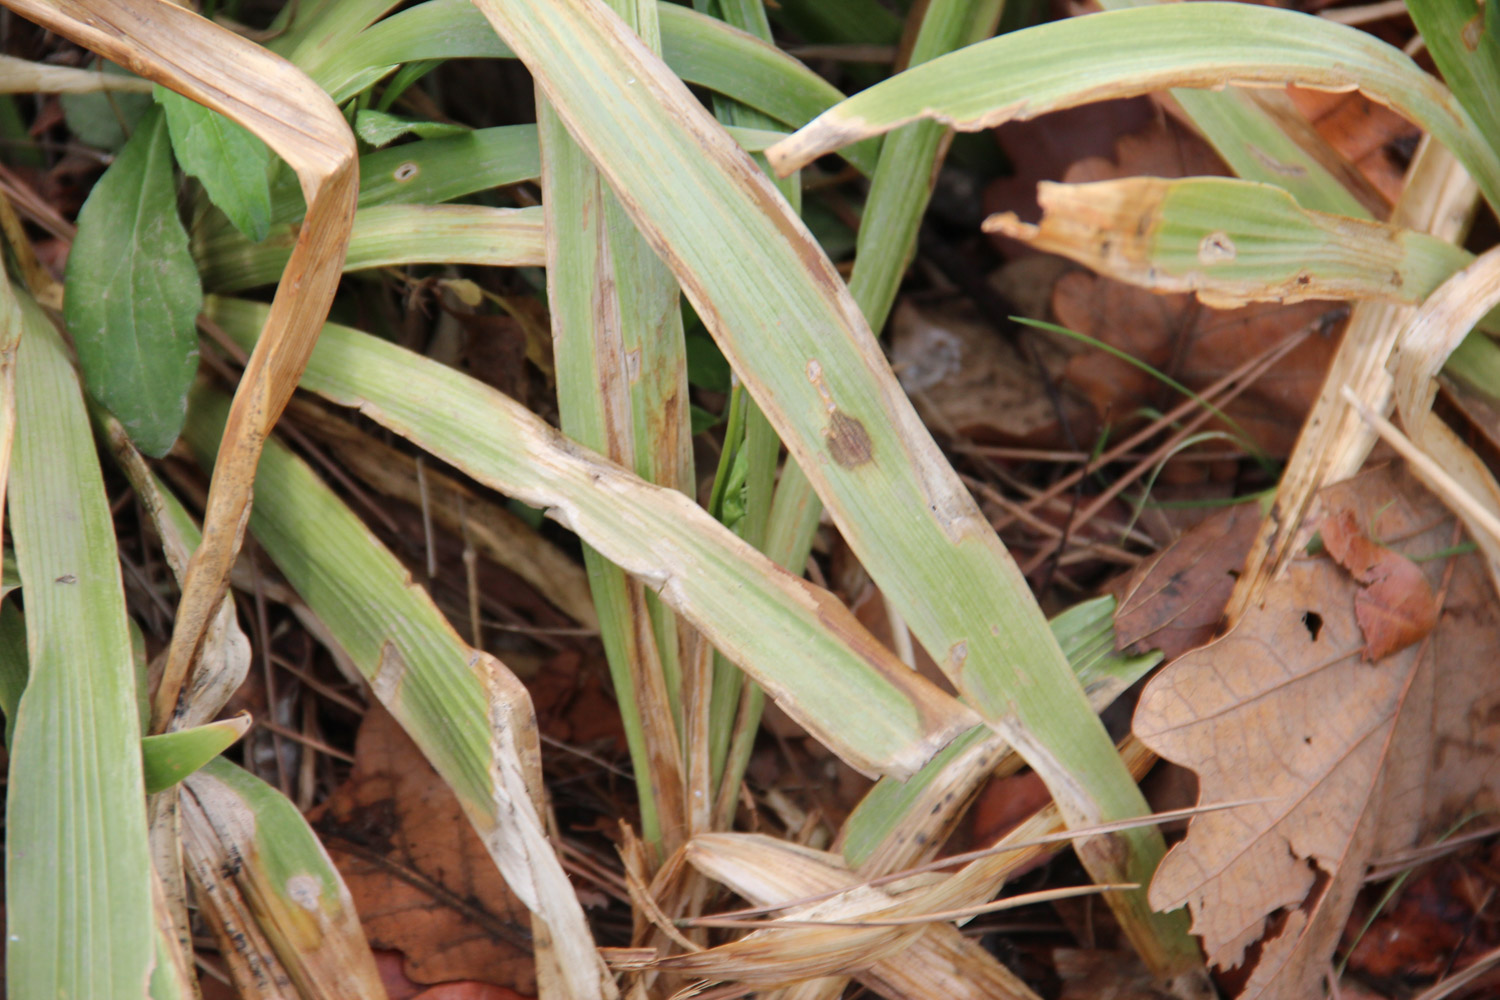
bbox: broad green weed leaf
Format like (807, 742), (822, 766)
(354, 108), (468, 147)
(60, 60), (152, 151)
(155, 85), (273, 242)
(65, 106), (203, 458)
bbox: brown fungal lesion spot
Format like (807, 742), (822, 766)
(825, 409), (873, 468)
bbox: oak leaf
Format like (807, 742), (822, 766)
(1134, 464), (1500, 999)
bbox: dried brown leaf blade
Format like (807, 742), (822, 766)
(0, 0), (359, 732)
(1135, 465), (1500, 998)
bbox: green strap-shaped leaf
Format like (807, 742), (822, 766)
(469, 0), (1195, 971)
(197, 203), (544, 292)
(1096, 0), (1373, 219)
(1408, 0), (1500, 163)
(141, 714), (252, 794)
(311, 0), (879, 173)
(65, 105), (203, 458)
(156, 85), (273, 242)
(181, 758), (387, 997)
(182, 384), (615, 999)
(992, 176), (1476, 309)
(7, 288), (152, 998)
(205, 295), (977, 779)
(767, 2), (1500, 213)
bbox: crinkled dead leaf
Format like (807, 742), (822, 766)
(312, 706), (536, 994)
(1284, 84), (1419, 208)
(1134, 464), (1500, 999)
(1321, 509), (1439, 660)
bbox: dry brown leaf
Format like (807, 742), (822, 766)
(1053, 272), (1342, 457)
(1111, 499), (1264, 661)
(1134, 464), (1500, 999)
(890, 300), (1088, 447)
(1321, 508), (1439, 659)
(312, 706), (537, 995)
(1284, 84), (1419, 208)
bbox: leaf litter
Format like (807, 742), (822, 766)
(1136, 463), (1500, 999)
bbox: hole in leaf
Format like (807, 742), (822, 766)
(1303, 611), (1323, 641)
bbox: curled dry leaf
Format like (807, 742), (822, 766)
(1134, 464), (1500, 999)
(1320, 509), (1439, 660)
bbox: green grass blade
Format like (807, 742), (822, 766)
(206, 295), (976, 778)
(6, 288), (152, 998)
(141, 715), (251, 794)
(846, 0), (999, 335)
(198, 203), (543, 292)
(840, 597), (1160, 871)
(768, 2), (1500, 212)
(64, 105), (202, 457)
(313, 0), (879, 173)
(1407, 0), (1500, 162)
(541, 78), (690, 850)
(182, 385), (616, 1000)
(992, 174), (1500, 344)
(469, 0), (1193, 971)
(1095, 0), (1373, 218)
(257, 124), (540, 227)
(993, 176), (1473, 308)
(354, 108), (469, 146)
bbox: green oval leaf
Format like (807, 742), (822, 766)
(156, 85), (273, 242)
(65, 106), (203, 458)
